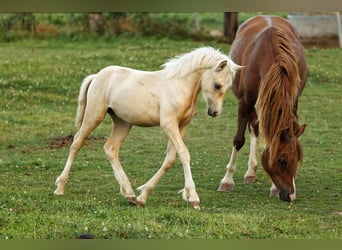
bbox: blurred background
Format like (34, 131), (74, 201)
(1, 12), (340, 48)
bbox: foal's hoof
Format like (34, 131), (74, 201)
(244, 176), (257, 184)
(54, 187), (64, 196)
(190, 201), (201, 210)
(136, 200), (145, 208)
(54, 190), (64, 196)
(126, 196), (137, 205)
(217, 183), (234, 192)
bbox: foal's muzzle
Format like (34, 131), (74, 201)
(207, 108), (219, 117)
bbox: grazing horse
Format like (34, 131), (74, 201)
(218, 15), (307, 202)
(54, 47), (241, 209)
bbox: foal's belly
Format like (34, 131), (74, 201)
(120, 111), (160, 127)
(110, 102), (161, 127)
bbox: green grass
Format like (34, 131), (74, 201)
(0, 37), (341, 239)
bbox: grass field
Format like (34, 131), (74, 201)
(0, 36), (341, 239)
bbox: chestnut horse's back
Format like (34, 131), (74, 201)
(229, 15), (307, 99)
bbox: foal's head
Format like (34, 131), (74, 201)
(201, 60), (242, 117)
(261, 124), (306, 202)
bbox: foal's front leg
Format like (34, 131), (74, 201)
(163, 123), (200, 209)
(136, 126), (186, 207)
(136, 140), (177, 207)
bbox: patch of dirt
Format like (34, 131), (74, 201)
(47, 134), (106, 149)
(301, 36), (340, 48)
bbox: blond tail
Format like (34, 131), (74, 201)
(75, 74), (96, 128)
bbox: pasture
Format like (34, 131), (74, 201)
(0, 37), (341, 239)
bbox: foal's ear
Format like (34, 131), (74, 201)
(230, 61), (244, 73)
(234, 64), (245, 71)
(296, 124), (306, 138)
(215, 60), (227, 71)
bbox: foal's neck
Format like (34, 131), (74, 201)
(184, 69), (203, 93)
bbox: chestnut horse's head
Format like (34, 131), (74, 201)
(261, 124), (306, 202)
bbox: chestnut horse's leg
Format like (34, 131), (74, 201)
(103, 116), (135, 204)
(270, 182), (280, 197)
(244, 116), (259, 183)
(218, 146), (238, 192)
(218, 99), (257, 191)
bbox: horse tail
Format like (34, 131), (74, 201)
(75, 74), (96, 128)
(255, 27), (301, 167)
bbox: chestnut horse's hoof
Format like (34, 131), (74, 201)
(217, 183), (234, 192)
(190, 201), (201, 210)
(244, 175), (257, 184)
(270, 189), (280, 198)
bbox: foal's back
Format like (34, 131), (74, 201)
(229, 15), (307, 100)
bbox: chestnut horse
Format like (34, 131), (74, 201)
(218, 16), (307, 202)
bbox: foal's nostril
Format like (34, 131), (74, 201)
(207, 109), (218, 117)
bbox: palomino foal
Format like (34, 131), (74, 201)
(54, 47), (241, 209)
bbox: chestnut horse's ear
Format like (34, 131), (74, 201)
(215, 60), (227, 71)
(296, 124), (306, 138)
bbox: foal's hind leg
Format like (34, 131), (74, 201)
(103, 118), (135, 204)
(54, 111), (106, 195)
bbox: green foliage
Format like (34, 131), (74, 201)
(0, 13), (284, 42)
(0, 37), (341, 239)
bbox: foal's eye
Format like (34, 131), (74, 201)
(214, 83), (222, 90)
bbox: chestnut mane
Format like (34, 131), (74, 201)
(255, 27), (302, 167)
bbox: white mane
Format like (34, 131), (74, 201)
(162, 47), (230, 79)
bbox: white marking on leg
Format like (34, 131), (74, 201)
(218, 146), (238, 191)
(270, 182), (279, 197)
(244, 125), (258, 183)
